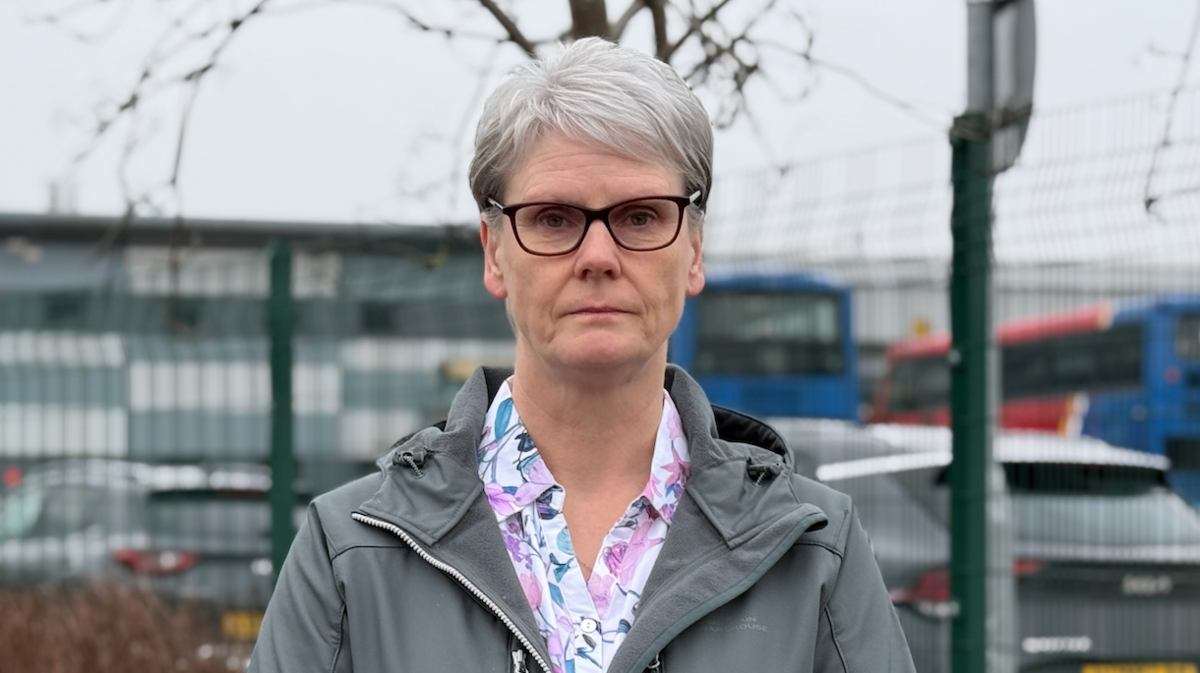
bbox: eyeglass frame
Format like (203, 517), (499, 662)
(486, 190), (702, 256)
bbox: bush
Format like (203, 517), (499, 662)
(0, 584), (247, 673)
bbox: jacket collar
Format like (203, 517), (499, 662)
(359, 364), (822, 548)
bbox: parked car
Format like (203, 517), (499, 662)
(772, 419), (1200, 673)
(0, 459), (278, 641)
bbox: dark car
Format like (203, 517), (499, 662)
(773, 419), (1200, 673)
(0, 459), (277, 642)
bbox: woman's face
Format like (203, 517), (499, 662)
(481, 132), (705, 376)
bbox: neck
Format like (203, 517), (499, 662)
(509, 349), (667, 497)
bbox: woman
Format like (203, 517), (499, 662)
(251, 38), (915, 673)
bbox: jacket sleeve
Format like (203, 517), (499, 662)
(814, 507), (917, 673)
(249, 505), (351, 673)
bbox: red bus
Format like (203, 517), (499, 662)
(870, 296), (1200, 506)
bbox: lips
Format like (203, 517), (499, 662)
(568, 306), (629, 315)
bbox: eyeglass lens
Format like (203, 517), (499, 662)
(512, 198), (682, 254)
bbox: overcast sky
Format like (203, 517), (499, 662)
(1, 0), (1197, 228)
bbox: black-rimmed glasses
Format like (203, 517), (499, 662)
(487, 191), (701, 256)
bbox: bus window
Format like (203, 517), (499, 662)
(1177, 315), (1200, 360)
(889, 356), (950, 413)
(1002, 324), (1143, 399)
(693, 292), (842, 376)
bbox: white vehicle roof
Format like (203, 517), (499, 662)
(768, 418), (1170, 482)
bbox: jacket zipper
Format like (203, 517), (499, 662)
(352, 512), (551, 673)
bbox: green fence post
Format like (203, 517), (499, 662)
(268, 241), (296, 585)
(949, 112), (996, 673)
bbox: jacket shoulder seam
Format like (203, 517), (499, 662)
(823, 604), (851, 673)
(328, 535), (349, 673)
(793, 538), (844, 558)
(817, 507), (853, 613)
(327, 603), (347, 673)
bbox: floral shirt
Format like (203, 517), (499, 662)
(477, 381), (690, 673)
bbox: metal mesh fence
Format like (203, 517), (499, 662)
(0, 88), (1198, 671)
(706, 88), (1200, 673)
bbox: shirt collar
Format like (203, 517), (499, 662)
(641, 391), (691, 523)
(476, 380), (555, 521)
(476, 381), (691, 524)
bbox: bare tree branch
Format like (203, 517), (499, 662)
(611, 0), (646, 41)
(23, 0), (138, 43)
(568, 0), (611, 39)
(40, 0), (956, 233)
(762, 41), (950, 130)
(678, 0), (779, 126)
(662, 0), (735, 62)
(477, 0), (538, 56)
(648, 0), (668, 59)
(1143, 0), (1200, 216)
(444, 43), (503, 222)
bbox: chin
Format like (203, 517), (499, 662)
(555, 335), (650, 372)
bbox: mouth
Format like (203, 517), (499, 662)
(568, 306), (630, 316)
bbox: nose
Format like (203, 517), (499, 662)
(572, 217), (622, 278)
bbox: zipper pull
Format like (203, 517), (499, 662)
(512, 649), (529, 673)
(645, 652), (664, 671)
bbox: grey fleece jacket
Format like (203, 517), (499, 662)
(249, 366), (916, 673)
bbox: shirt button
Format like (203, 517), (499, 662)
(580, 618), (598, 634)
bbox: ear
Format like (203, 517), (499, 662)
(480, 219), (508, 300)
(685, 227), (705, 297)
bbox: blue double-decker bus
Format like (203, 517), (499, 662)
(1103, 295), (1200, 504)
(669, 269), (859, 421)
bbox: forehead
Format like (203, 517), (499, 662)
(505, 133), (684, 205)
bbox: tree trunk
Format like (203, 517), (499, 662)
(569, 0), (611, 39)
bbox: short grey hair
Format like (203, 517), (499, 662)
(469, 37), (713, 227)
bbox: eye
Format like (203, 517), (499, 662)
(615, 206), (663, 228)
(627, 211), (655, 227)
(532, 207), (575, 229)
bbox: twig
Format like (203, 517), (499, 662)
(477, 0), (538, 57)
(1143, 0), (1200, 216)
(756, 37), (950, 131)
(263, 0), (511, 43)
(662, 0), (735, 62)
(22, 0), (137, 44)
(444, 43), (502, 222)
(611, 0), (646, 41)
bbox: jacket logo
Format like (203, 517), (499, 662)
(699, 616), (770, 633)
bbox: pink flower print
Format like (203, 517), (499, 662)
(642, 475), (662, 502)
(485, 483), (518, 517)
(546, 636), (566, 673)
(660, 445), (690, 492)
(514, 458), (556, 503)
(519, 573), (543, 609)
(612, 521), (660, 585)
(667, 405), (685, 441)
(501, 523), (531, 568)
(588, 572), (616, 618)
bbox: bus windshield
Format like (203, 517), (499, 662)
(885, 323), (1144, 414)
(1002, 324), (1143, 398)
(693, 291), (843, 376)
(889, 356), (950, 413)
